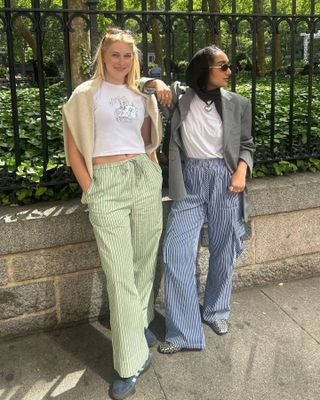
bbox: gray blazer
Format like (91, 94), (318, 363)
(165, 82), (255, 222)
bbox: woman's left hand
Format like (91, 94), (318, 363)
(228, 160), (248, 194)
(228, 170), (246, 193)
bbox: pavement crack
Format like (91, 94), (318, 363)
(260, 288), (320, 345)
(151, 364), (169, 400)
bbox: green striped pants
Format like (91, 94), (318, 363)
(86, 154), (163, 377)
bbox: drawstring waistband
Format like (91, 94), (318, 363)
(92, 153), (149, 187)
(128, 156), (145, 185)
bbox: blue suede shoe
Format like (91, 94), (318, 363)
(110, 354), (152, 400)
(144, 328), (157, 347)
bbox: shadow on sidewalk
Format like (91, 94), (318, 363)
(0, 322), (115, 400)
(48, 320), (115, 383)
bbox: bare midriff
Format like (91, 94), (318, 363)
(92, 153), (142, 165)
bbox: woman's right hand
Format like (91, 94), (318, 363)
(67, 129), (93, 196)
(146, 79), (172, 106)
(84, 179), (92, 194)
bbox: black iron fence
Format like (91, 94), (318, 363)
(0, 0), (320, 199)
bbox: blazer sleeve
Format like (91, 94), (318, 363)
(239, 99), (255, 175)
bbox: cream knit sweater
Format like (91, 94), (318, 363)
(62, 77), (163, 203)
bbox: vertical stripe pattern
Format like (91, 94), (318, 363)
(163, 158), (245, 348)
(87, 154), (163, 377)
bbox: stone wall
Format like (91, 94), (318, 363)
(1, 172), (320, 339)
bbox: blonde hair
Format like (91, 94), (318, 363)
(92, 28), (140, 90)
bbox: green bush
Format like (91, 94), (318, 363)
(177, 60), (189, 72)
(0, 66), (9, 78)
(0, 76), (319, 205)
(0, 82), (82, 205)
(236, 75), (320, 175)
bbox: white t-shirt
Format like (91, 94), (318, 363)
(93, 81), (147, 157)
(182, 95), (224, 159)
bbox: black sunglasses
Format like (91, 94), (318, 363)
(209, 63), (232, 71)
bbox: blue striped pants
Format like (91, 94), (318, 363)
(163, 158), (245, 349)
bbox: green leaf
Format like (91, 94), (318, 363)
(35, 186), (47, 197)
(16, 188), (33, 201)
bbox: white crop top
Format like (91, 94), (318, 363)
(182, 95), (224, 159)
(93, 81), (147, 157)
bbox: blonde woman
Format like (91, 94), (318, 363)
(63, 28), (171, 399)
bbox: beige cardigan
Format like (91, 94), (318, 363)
(62, 77), (163, 203)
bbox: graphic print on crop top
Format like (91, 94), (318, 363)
(110, 96), (138, 123)
(93, 81), (148, 157)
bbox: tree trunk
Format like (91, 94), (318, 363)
(11, 0), (36, 58)
(14, 18), (37, 59)
(275, 33), (282, 71)
(68, 0), (91, 88)
(149, 0), (164, 72)
(202, 0), (210, 46)
(256, 0), (267, 75)
(207, 0), (221, 47)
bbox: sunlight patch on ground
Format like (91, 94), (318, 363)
(0, 386), (22, 400)
(51, 370), (86, 397)
(21, 377), (59, 400)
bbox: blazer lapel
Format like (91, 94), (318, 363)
(172, 88), (194, 129)
(171, 88), (194, 148)
(221, 89), (234, 151)
(178, 88), (194, 121)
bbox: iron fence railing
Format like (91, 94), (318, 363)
(0, 0), (320, 195)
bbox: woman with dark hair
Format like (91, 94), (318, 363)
(145, 45), (255, 354)
(63, 29), (171, 399)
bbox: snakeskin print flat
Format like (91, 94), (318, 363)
(210, 319), (229, 335)
(158, 342), (182, 354)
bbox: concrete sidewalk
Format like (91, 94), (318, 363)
(0, 277), (319, 400)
